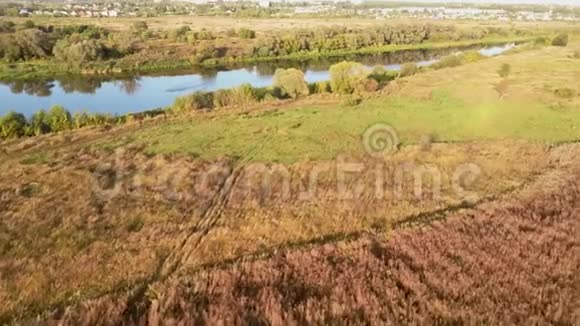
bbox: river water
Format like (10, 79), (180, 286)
(0, 43), (515, 116)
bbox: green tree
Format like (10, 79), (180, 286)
(53, 39), (107, 64)
(0, 111), (27, 139)
(46, 105), (72, 132)
(329, 61), (369, 95)
(273, 68), (309, 99)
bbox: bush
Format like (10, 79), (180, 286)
(0, 29), (54, 61)
(574, 50), (580, 59)
(534, 36), (549, 45)
(343, 95), (362, 107)
(0, 20), (15, 33)
(329, 61), (370, 95)
(53, 39), (108, 64)
(131, 21), (148, 32)
(238, 28), (256, 39)
(309, 81), (331, 94)
(46, 105), (72, 132)
(399, 63), (418, 78)
(554, 88), (576, 99)
(551, 34), (569, 47)
(213, 84), (259, 108)
(433, 54), (462, 69)
(273, 68), (309, 99)
(498, 63), (511, 78)
(30, 109), (51, 136)
(459, 50), (484, 63)
(369, 66), (397, 84)
(22, 20), (35, 29)
(0, 111), (27, 139)
(172, 91), (214, 113)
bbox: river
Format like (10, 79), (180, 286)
(0, 43), (515, 116)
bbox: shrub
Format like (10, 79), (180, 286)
(46, 105), (72, 132)
(459, 50), (484, 63)
(358, 78), (379, 93)
(554, 88), (576, 99)
(343, 95), (362, 106)
(30, 109), (51, 136)
(433, 54), (462, 69)
(309, 81), (331, 94)
(399, 63), (418, 78)
(0, 20), (15, 33)
(214, 84), (259, 108)
(172, 91), (214, 114)
(498, 63), (511, 78)
(53, 39), (108, 64)
(574, 50), (580, 59)
(131, 21), (148, 32)
(0, 111), (27, 139)
(73, 111), (91, 129)
(369, 66), (397, 84)
(0, 29), (54, 61)
(534, 36), (549, 45)
(238, 28), (256, 39)
(273, 68), (309, 99)
(329, 61), (369, 95)
(551, 34), (569, 47)
(22, 20), (35, 29)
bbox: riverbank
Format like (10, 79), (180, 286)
(0, 36), (537, 82)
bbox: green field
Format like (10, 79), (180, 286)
(103, 43), (580, 164)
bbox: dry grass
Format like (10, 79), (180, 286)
(36, 144), (580, 325)
(0, 139), (556, 322)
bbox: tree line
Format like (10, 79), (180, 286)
(0, 21), (530, 67)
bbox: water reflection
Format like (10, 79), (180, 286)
(8, 80), (55, 97)
(0, 43), (515, 115)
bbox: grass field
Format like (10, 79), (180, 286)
(99, 43), (580, 164)
(0, 37), (579, 323)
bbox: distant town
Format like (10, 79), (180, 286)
(1, 0), (579, 21)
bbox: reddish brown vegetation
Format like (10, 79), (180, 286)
(46, 162), (580, 325)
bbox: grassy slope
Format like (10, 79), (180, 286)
(118, 43), (580, 164)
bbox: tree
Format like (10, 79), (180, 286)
(273, 68), (309, 99)
(46, 105), (71, 132)
(329, 61), (369, 94)
(53, 39), (107, 64)
(1, 29), (54, 61)
(551, 33), (569, 47)
(498, 63), (511, 78)
(0, 111), (27, 139)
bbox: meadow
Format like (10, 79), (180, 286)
(0, 30), (579, 324)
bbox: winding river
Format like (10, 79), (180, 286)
(0, 43), (515, 116)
